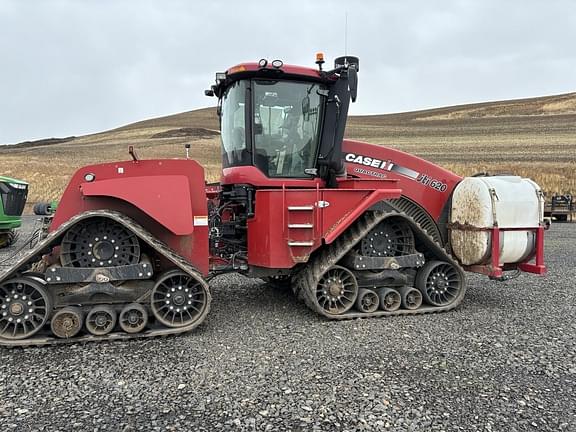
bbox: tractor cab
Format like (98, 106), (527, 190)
(206, 55), (359, 186)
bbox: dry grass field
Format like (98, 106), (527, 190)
(1, 92), (575, 205)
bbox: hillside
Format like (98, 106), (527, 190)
(1, 93), (575, 204)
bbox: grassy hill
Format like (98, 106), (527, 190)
(1, 93), (575, 204)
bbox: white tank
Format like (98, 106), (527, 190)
(450, 176), (543, 266)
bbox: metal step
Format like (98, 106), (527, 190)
(287, 240), (314, 247)
(287, 223), (314, 229)
(287, 206), (314, 211)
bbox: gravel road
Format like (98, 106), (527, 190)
(0, 217), (575, 431)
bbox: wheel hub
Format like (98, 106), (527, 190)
(127, 312), (140, 325)
(328, 279), (343, 297)
(93, 240), (115, 261)
(9, 302), (24, 316)
(61, 317), (75, 330)
(94, 313), (108, 327)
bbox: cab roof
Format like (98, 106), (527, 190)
(226, 62), (323, 80)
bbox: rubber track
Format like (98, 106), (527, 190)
(0, 210), (211, 347)
(292, 210), (467, 320)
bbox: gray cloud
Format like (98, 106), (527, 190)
(0, 0), (574, 143)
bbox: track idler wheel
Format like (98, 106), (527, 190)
(119, 303), (148, 334)
(86, 305), (117, 335)
(398, 286), (422, 310)
(355, 288), (379, 313)
(416, 260), (463, 307)
(151, 270), (209, 328)
(0, 277), (52, 340)
(51, 306), (84, 338)
(378, 288), (401, 312)
(315, 265), (358, 316)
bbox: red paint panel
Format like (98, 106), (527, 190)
(247, 184), (401, 269)
(321, 189), (401, 244)
(82, 175), (193, 235)
(221, 166), (325, 188)
(50, 159), (209, 275)
(343, 140), (462, 220)
(247, 190), (319, 268)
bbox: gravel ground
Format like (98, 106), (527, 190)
(0, 216), (575, 431)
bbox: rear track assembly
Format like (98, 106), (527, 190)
(0, 210), (211, 347)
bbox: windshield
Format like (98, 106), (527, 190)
(221, 80), (250, 168)
(253, 80), (324, 177)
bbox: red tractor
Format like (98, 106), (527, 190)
(0, 55), (546, 346)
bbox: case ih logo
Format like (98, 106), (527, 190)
(344, 153), (447, 192)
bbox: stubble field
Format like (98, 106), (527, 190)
(0, 92), (575, 205)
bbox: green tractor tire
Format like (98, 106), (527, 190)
(0, 229), (17, 249)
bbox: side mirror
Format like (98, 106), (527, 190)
(348, 67), (358, 103)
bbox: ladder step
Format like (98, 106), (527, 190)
(288, 223), (314, 229)
(288, 241), (314, 247)
(287, 206), (314, 211)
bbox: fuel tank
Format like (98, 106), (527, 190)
(450, 176), (543, 266)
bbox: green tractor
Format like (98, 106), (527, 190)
(0, 176), (28, 248)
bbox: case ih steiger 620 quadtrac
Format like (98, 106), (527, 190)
(0, 55), (546, 346)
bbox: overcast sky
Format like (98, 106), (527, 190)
(0, 0), (574, 144)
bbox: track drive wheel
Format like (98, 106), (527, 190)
(315, 265), (358, 316)
(416, 260), (463, 307)
(360, 219), (414, 257)
(0, 277), (52, 340)
(151, 270), (209, 328)
(60, 218), (140, 268)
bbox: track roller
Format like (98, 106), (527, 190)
(119, 303), (148, 334)
(51, 306), (84, 338)
(398, 286), (422, 310)
(86, 305), (117, 335)
(416, 260), (463, 307)
(378, 288), (401, 312)
(0, 277), (52, 340)
(355, 288), (379, 313)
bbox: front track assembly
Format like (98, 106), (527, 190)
(292, 211), (466, 319)
(0, 210), (211, 347)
